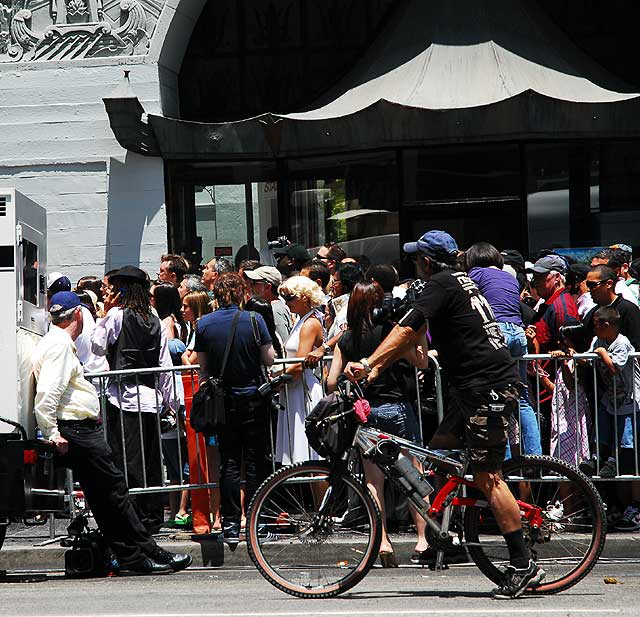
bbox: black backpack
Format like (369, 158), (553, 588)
(305, 392), (357, 460)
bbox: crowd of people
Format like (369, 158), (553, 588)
(38, 236), (640, 573)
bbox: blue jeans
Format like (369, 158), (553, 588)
(597, 411), (634, 450)
(498, 322), (543, 457)
(367, 399), (421, 444)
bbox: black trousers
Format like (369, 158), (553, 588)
(57, 422), (158, 567)
(218, 398), (270, 522)
(105, 403), (164, 534)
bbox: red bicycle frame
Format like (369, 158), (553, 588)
(427, 475), (544, 528)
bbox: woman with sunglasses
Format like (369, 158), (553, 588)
(275, 276), (326, 465)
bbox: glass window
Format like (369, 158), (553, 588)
(593, 143), (640, 251)
(22, 238), (38, 306)
(526, 145), (571, 256)
(288, 154), (399, 265)
(194, 183), (272, 269)
(407, 145), (521, 202)
(404, 145), (523, 253)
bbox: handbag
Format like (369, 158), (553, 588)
(190, 310), (240, 435)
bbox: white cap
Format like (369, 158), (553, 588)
(47, 271), (65, 288)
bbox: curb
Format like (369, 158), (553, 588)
(2, 533), (639, 572)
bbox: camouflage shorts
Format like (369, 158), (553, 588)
(430, 385), (520, 472)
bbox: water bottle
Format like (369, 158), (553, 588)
(392, 452), (433, 498)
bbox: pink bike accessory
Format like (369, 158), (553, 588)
(353, 398), (371, 424)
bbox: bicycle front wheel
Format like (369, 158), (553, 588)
(247, 461), (382, 598)
(464, 455), (606, 594)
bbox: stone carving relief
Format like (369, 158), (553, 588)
(0, 0), (165, 62)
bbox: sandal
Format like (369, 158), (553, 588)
(171, 513), (193, 528)
(379, 551), (399, 568)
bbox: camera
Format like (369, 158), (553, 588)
(371, 281), (426, 325)
(267, 235), (290, 250)
(258, 373), (293, 414)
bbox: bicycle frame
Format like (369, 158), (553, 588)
(352, 425), (546, 539)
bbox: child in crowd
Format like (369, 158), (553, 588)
(586, 306), (640, 531)
(549, 323), (591, 466)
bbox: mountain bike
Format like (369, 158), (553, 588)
(246, 380), (606, 598)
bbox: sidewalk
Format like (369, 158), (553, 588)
(2, 520), (639, 571)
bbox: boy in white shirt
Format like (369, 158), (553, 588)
(589, 306), (640, 531)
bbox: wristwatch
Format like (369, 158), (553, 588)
(359, 357), (372, 375)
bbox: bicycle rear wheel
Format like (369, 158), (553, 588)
(464, 455), (606, 595)
(247, 461), (382, 598)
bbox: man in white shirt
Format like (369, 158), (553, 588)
(32, 291), (191, 575)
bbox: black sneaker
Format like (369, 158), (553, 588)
(599, 459), (617, 479)
(492, 560), (545, 599)
(579, 459), (596, 477)
(223, 520), (241, 551)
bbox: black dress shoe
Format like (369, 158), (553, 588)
(152, 548), (193, 572)
(121, 558), (172, 575)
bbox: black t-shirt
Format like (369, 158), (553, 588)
(412, 270), (518, 391)
(339, 321), (409, 402)
(582, 295), (640, 351)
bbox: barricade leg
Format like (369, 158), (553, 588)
(183, 374), (211, 535)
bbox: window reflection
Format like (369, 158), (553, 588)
(22, 239), (38, 306)
(289, 154), (399, 265)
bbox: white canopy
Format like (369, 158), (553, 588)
(286, 0), (637, 120)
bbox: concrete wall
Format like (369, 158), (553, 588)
(0, 0), (206, 284)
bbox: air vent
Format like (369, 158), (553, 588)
(0, 196), (6, 216)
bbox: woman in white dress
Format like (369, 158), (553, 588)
(275, 276), (325, 465)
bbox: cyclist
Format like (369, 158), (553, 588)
(345, 230), (545, 600)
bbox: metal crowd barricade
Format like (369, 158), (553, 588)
(84, 365), (219, 496)
(82, 358), (443, 501)
(513, 352), (640, 481)
(75, 348), (638, 517)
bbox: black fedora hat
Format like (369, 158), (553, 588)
(111, 265), (148, 283)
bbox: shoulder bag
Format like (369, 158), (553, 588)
(190, 310), (240, 435)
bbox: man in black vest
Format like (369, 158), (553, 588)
(92, 266), (179, 534)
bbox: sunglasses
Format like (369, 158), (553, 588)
(281, 293), (296, 302)
(315, 254), (330, 261)
(585, 280), (607, 290)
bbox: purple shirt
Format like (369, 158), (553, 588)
(468, 267), (522, 326)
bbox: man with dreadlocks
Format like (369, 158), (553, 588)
(92, 266), (179, 534)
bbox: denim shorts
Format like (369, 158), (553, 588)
(366, 399), (420, 444)
(597, 412), (634, 449)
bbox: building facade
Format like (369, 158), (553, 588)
(2, 0), (640, 282)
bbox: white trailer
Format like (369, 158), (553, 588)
(0, 190), (66, 555)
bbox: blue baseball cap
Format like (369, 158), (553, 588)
(49, 291), (81, 314)
(403, 230), (459, 260)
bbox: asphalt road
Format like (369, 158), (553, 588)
(1, 561), (638, 617)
